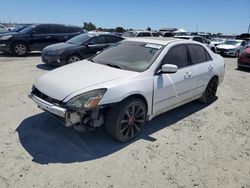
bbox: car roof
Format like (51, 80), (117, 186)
(32, 23), (80, 28)
(125, 37), (193, 45)
(126, 30), (152, 33)
(80, 32), (121, 37)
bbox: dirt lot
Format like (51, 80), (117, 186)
(0, 52), (249, 188)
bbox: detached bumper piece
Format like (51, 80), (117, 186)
(28, 93), (80, 127)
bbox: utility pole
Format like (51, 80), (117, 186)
(248, 16), (250, 34)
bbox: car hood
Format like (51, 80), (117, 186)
(43, 42), (79, 52)
(217, 44), (239, 49)
(0, 32), (19, 36)
(34, 60), (137, 101)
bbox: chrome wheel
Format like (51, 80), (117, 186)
(14, 43), (27, 56)
(68, 55), (80, 64)
(120, 102), (146, 139)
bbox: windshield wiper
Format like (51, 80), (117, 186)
(106, 63), (124, 70)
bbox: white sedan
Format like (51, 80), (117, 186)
(29, 38), (225, 142)
(216, 39), (247, 57)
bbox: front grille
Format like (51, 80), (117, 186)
(217, 48), (228, 53)
(32, 87), (61, 105)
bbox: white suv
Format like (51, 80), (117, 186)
(29, 38), (225, 142)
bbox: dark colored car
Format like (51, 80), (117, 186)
(238, 46), (250, 69)
(41, 33), (124, 66)
(0, 24), (84, 56)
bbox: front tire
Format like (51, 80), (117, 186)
(105, 98), (147, 142)
(12, 42), (28, 56)
(67, 54), (81, 64)
(199, 77), (218, 104)
(235, 50), (240, 58)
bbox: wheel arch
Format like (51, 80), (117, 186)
(119, 93), (149, 114)
(11, 40), (30, 52)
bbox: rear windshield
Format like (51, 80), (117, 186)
(122, 32), (137, 38)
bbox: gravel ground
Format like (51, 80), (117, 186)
(0, 52), (249, 188)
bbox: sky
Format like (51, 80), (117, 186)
(0, 0), (250, 34)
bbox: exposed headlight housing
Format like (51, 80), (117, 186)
(0, 35), (12, 40)
(66, 89), (107, 110)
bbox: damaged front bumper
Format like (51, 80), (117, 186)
(28, 93), (81, 127)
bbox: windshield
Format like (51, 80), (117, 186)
(122, 32), (137, 37)
(210, 38), (224, 42)
(66, 34), (93, 45)
(10, 26), (28, 32)
(223, 40), (241, 45)
(19, 25), (35, 33)
(91, 41), (164, 72)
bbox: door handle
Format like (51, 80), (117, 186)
(208, 65), (213, 71)
(184, 72), (191, 78)
(46, 36), (51, 39)
(64, 36), (68, 39)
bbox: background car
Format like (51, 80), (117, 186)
(0, 24), (8, 33)
(209, 38), (226, 46)
(0, 24), (85, 56)
(216, 39), (247, 57)
(41, 32), (124, 66)
(29, 38), (225, 142)
(174, 35), (216, 52)
(122, 30), (162, 38)
(238, 45), (250, 69)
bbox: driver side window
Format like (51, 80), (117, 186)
(162, 45), (189, 69)
(88, 36), (106, 44)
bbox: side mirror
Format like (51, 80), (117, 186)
(161, 64), (178, 73)
(85, 41), (94, 47)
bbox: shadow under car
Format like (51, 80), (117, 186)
(16, 100), (211, 164)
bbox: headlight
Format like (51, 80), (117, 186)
(66, 89), (107, 110)
(0, 35), (12, 40)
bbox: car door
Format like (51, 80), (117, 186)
(153, 44), (193, 114)
(51, 25), (69, 43)
(29, 25), (54, 51)
(187, 44), (214, 97)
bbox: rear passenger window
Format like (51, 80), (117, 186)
(163, 45), (188, 68)
(188, 44), (208, 64)
(65, 27), (81, 33)
(33, 25), (52, 34)
(52, 25), (65, 33)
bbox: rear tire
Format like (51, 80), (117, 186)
(12, 42), (28, 56)
(105, 97), (147, 142)
(235, 50), (240, 58)
(199, 77), (218, 104)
